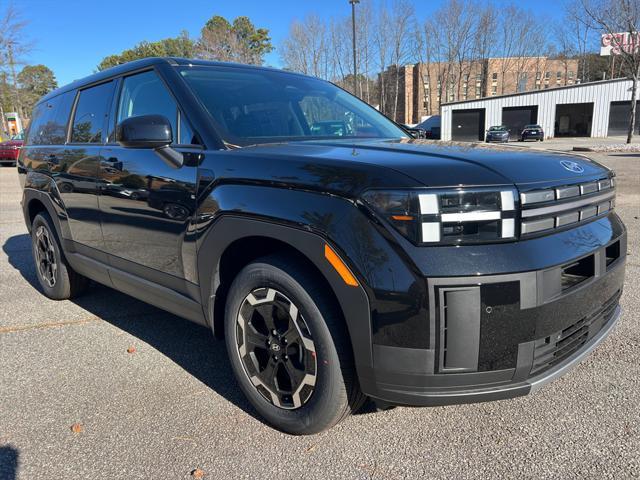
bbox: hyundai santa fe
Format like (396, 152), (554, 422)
(18, 58), (626, 435)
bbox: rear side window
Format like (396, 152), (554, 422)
(25, 102), (54, 145)
(117, 70), (195, 145)
(25, 91), (75, 146)
(71, 81), (115, 143)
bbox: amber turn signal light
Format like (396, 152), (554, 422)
(324, 244), (358, 287)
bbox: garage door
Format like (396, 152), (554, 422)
(555, 103), (593, 137)
(502, 106), (538, 136)
(451, 109), (486, 141)
(608, 101), (640, 136)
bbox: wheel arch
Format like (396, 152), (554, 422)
(22, 187), (68, 240)
(197, 216), (374, 378)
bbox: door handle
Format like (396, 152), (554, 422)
(46, 154), (59, 165)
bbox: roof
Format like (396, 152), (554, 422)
(441, 77), (631, 108)
(38, 57), (306, 105)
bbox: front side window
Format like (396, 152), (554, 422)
(179, 66), (407, 147)
(117, 70), (195, 145)
(71, 81), (115, 143)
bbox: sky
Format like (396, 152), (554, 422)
(7, 0), (566, 86)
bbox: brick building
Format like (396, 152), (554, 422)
(380, 57), (580, 124)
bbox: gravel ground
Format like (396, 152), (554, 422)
(1, 153), (639, 480)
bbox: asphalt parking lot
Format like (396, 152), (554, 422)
(1, 150), (639, 479)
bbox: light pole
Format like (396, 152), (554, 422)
(349, 0), (360, 96)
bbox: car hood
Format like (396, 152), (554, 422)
(245, 138), (610, 188)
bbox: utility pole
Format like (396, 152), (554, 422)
(7, 42), (24, 120)
(349, 0), (360, 96)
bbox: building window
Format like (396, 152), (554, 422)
(568, 71), (574, 78)
(556, 71), (562, 79)
(449, 94), (454, 102)
(491, 85), (497, 95)
(544, 84), (549, 89)
(545, 71), (550, 79)
(536, 72), (541, 80)
(462, 95), (467, 100)
(463, 74), (469, 82)
(476, 74), (482, 81)
(424, 83), (429, 90)
(492, 72), (498, 80)
(476, 88), (481, 97)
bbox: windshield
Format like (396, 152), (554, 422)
(488, 126), (507, 132)
(525, 125), (541, 129)
(10, 132), (23, 141)
(179, 66), (408, 147)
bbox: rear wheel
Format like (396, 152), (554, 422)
(224, 255), (365, 434)
(31, 212), (89, 300)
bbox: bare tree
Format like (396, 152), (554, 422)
(579, 0), (640, 143)
(474, 5), (498, 98)
(281, 14), (330, 78)
(373, 3), (392, 113)
(387, 0), (415, 120)
(0, 3), (32, 122)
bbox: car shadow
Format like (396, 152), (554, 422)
(0, 445), (19, 480)
(2, 233), (261, 422)
(2, 234), (377, 425)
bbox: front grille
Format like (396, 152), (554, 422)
(520, 177), (615, 236)
(530, 289), (621, 375)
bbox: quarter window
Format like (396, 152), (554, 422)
(71, 81), (115, 143)
(25, 91), (76, 145)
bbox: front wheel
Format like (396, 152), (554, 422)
(224, 255), (365, 434)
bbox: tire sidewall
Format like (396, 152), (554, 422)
(224, 261), (348, 435)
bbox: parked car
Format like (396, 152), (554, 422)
(520, 124), (545, 142)
(19, 58), (626, 435)
(0, 132), (24, 166)
(486, 125), (510, 143)
(415, 115), (441, 139)
(402, 124), (426, 139)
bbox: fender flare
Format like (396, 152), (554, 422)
(22, 185), (69, 241)
(196, 215), (374, 379)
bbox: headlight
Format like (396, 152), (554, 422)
(362, 188), (518, 245)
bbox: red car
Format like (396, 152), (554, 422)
(0, 132), (24, 166)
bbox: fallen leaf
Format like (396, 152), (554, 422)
(126, 346), (136, 354)
(191, 468), (205, 479)
(70, 423), (83, 433)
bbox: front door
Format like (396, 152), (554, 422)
(98, 70), (198, 286)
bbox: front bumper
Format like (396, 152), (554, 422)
(486, 136), (509, 143)
(361, 234), (626, 406)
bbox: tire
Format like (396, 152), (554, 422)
(224, 254), (366, 434)
(31, 212), (89, 300)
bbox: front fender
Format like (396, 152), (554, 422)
(196, 215), (374, 384)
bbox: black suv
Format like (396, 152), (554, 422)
(19, 58), (626, 435)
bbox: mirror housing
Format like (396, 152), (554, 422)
(116, 115), (172, 149)
(116, 115), (183, 168)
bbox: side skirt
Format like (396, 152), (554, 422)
(66, 251), (207, 326)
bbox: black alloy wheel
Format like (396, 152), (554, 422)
(31, 212), (88, 300)
(224, 255), (366, 434)
(235, 287), (317, 409)
(34, 225), (57, 288)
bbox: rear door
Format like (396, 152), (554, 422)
(98, 69), (199, 287)
(50, 81), (116, 252)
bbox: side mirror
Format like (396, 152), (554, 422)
(116, 115), (182, 168)
(116, 115), (172, 149)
